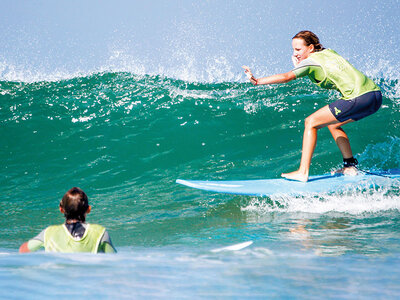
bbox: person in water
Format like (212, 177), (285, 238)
(243, 30), (381, 182)
(19, 187), (116, 253)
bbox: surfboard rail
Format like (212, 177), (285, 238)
(176, 169), (400, 196)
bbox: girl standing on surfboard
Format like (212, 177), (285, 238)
(243, 30), (381, 182)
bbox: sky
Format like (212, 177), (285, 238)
(0, 0), (399, 82)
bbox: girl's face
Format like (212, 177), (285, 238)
(292, 38), (314, 63)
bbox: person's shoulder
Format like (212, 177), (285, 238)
(87, 223), (107, 234)
(31, 228), (47, 242)
(88, 223), (112, 241)
(294, 57), (319, 69)
(312, 48), (338, 56)
(43, 224), (66, 237)
(45, 224), (64, 231)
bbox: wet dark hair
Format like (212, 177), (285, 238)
(60, 187), (89, 222)
(292, 30), (324, 52)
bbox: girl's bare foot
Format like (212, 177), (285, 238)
(331, 166), (358, 176)
(281, 170), (309, 182)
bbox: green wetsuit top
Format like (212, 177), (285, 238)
(26, 223), (117, 253)
(292, 49), (380, 100)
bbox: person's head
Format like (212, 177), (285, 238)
(292, 31), (324, 62)
(59, 187), (91, 222)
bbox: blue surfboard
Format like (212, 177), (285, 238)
(176, 169), (400, 196)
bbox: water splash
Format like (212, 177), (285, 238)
(242, 185), (400, 214)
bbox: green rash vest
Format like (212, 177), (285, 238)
(292, 49), (380, 100)
(27, 223), (116, 253)
(44, 224), (106, 253)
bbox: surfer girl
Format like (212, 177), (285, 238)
(243, 30), (381, 182)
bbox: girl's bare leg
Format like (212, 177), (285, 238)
(327, 121), (354, 158)
(281, 105), (341, 182)
(328, 121), (357, 175)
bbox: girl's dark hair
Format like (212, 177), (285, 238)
(292, 30), (324, 52)
(60, 187), (89, 222)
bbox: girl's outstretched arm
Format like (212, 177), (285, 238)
(242, 66), (296, 86)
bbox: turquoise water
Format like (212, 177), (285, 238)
(1, 73), (400, 298)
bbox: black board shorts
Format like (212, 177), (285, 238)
(328, 91), (382, 122)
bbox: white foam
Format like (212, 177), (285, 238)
(242, 187), (400, 215)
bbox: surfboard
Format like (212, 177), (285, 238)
(176, 169), (400, 196)
(211, 241), (253, 253)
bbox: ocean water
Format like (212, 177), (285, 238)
(1, 72), (400, 298)
(1, 1), (400, 298)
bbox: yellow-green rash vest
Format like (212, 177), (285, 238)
(44, 224), (106, 253)
(292, 49), (380, 100)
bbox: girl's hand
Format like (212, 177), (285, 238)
(242, 65), (253, 78)
(292, 56), (299, 67)
(242, 66), (258, 85)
